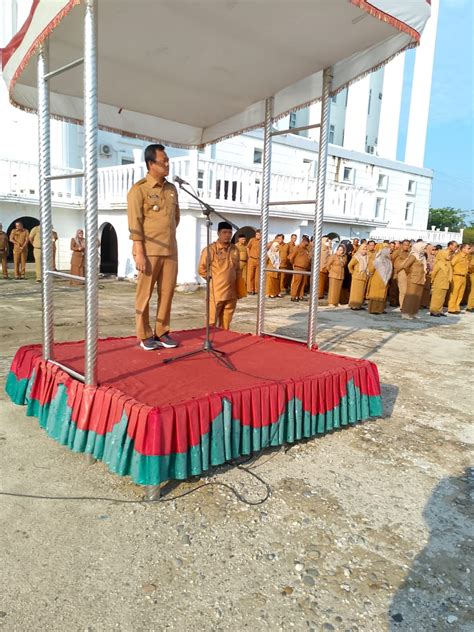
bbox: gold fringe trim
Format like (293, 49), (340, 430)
(349, 0), (421, 42)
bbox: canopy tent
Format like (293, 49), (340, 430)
(1, 0), (431, 387)
(3, 0), (430, 148)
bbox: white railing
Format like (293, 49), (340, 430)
(0, 156), (378, 221)
(370, 226), (464, 244)
(0, 158), (83, 203)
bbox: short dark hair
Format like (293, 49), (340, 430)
(435, 244), (443, 250)
(447, 240), (457, 247)
(145, 144), (166, 170)
(255, 229), (261, 234)
(367, 240), (376, 246)
(402, 239), (410, 245)
(291, 233), (297, 238)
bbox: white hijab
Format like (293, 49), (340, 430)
(410, 241), (428, 272)
(268, 242), (280, 269)
(374, 247), (393, 286)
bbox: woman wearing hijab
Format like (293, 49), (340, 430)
(326, 244), (347, 307)
(398, 241), (427, 319)
(265, 241), (281, 298)
(429, 248), (453, 317)
(367, 247), (393, 314)
(339, 240), (353, 305)
(70, 229), (85, 284)
(318, 236), (331, 299)
(348, 242), (369, 309)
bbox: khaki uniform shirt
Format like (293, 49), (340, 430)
(247, 237), (260, 259)
(198, 242), (241, 302)
(451, 252), (469, 277)
(327, 254), (347, 280)
(0, 231), (9, 254)
(279, 242), (290, 267)
(29, 225), (41, 248)
(290, 244), (311, 269)
(399, 255), (425, 285)
(127, 174), (180, 256)
(10, 228), (29, 253)
(235, 242), (248, 263)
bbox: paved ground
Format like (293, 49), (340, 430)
(0, 271), (472, 632)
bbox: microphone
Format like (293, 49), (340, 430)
(173, 175), (190, 187)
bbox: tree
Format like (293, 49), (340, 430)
(462, 227), (474, 244)
(427, 207), (467, 232)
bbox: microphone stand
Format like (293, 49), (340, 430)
(164, 182), (239, 371)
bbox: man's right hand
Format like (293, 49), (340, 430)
(134, 252), (147, 273)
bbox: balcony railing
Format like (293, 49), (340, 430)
(1, 155), (378, 223)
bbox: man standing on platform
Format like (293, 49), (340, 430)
(127, 144), (180, 351)
(29, 223), (42, 282)
(246, 229), (261, 295)
(0, 223), (9, 279)
(9, 221), (29, 280)
(198, 221), (243, 330)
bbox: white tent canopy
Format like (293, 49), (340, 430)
(2, 0), (430, 147)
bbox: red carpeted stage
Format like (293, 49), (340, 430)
(6, 329), (382, 487)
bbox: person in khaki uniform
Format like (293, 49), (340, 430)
(348, 243), (369, 309)
(367, 247), (393, 314)
(246, 230), (261, 294)
(289, 236), (311, 302)
(389, 243), (402, 306)
(198, 221), (243, 330)
(399, 241), (427, 319)
(235, 234), (248, 284)
(326, 244), (347, 307)
(278, 238), (291, 293)
(29, 224), (42, 282)
(447, 243), (471, 314)
(466, 252), (474, 312)
(128, 144), (180, 351)
(393, 239), (411, 309)
(364, 240), (377, 298)
(0, 223), (9, 278)
(429, 248), (453, 317)
(9, 221), (29, 279)
(265, 241), (281, 298)
(318, 236), (332, 299)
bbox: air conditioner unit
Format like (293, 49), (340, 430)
(100, 144), (112, 156)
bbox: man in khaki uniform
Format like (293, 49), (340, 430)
(289, 236), (311, 302)
(394, 239), (411, 309)
(0, 223), (9, 278)
(128, 144), (180, 351)
(198, 221), (243, 330)
(448, 243), (471, 314)
(246, 229), (261, 294)
(9, 221), (29, 279)
(235, 234), (248, 285)
(29, 224), (42, 282)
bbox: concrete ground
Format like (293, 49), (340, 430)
(0, 270), (472, 632)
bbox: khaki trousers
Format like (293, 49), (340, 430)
(448, 275), (466, 313)
(319, 270), (328, 298)
(290, 267), (306, 299)
(0, 251), (7, 277)
(328, 277), (343, 306)
(13, 249), (27, 278)
(429, 287), (448, 314)
(209, 299), (237, 330)
(135, 254), (178, 340)
(389, 278), (399, 306)
(34, 247), (42, 281)
(401, 282), (423, 316)
(397, 270), (408, 308)
(247, 257), (259, 293)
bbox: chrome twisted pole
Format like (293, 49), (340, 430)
(307, 68), (333, 349)
(38, 42), (54, 361)
(256, 96), (273, 335)
(84, 0), (99, 385)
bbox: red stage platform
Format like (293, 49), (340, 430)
(5, 329), (382, 486)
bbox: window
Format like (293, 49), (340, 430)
(331, 95), (337, 104)
(253, 148), (263, 164)
(329, 124), (335, 144)
(405, 202), (414, 223)
(197, 170), (204, 190)
(198, 147), (205, 154)
(121, 158), (133, 165)
(289, 112), (297, 129)
(367, 89), (372, 115)
(407, 179), (416, 194)
(343, 166), (353, 183)
(378, 92), (383, 100)
(375, 197), (385, 219)
(377, 174), (388, 190)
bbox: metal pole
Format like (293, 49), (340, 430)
(307, 68), (333, 349)
(38, 42), (54, 361)
(84, 0), (99, 385)
(256, 96), (273, 336)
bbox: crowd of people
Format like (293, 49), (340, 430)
(233, 233), (474, 320)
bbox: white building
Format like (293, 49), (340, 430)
(0, 0), (462, 284)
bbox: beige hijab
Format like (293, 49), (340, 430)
(410, 241), (428, 272)
(353, 248), (368, 274)
(268, 241), (280, 269)
(74, 229), (85, 248)
(374, 247), (393, 286)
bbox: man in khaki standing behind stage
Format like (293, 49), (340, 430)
(0, 223), (9, 278)
(9, 221), (29, 280)
(246, 230), (261, 294)
(29, 224), (42, 282)
(127, 144), (180, 351)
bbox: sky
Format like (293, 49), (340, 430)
(412, 0), (473, 217)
